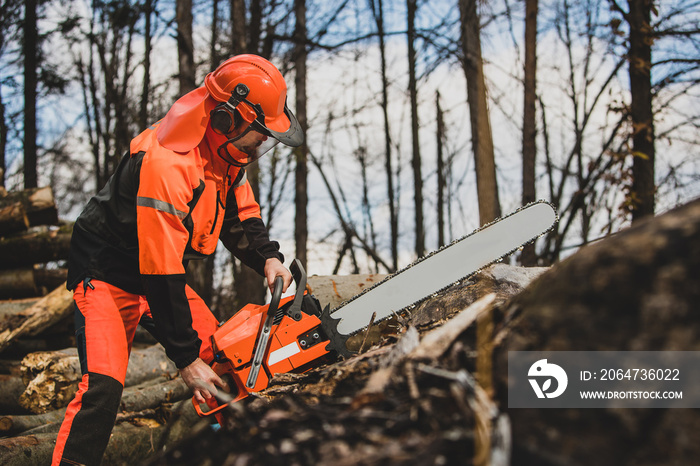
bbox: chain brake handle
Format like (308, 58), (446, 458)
(245, 275), (284, 389)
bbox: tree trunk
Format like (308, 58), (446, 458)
(436, 92), (446, 248)
(370, 0), (398, 271)
(294, 0), (309, 270)
(627, 0), (655, 222)
(210, 0), (221, 68)
(520, 0), (539, 266)
(176, 0), (196, 97)
(140, 0), (152, 129)
(407, 0), (425, 258)
(23, 0), (38, 190)
(459, 0), (501, 226)
(230, 0), (246, 54)
(1, 95), (6, 188)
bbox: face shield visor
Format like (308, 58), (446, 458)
(213, 84), (303, 167)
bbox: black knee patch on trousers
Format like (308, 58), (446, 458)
(74, 302), (88, 374)
(60, 372), (123, 466)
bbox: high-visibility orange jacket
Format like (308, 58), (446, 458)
(67, 122), (283, 368)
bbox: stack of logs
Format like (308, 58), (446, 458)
(0, 185), (196, 465)
(0, 185), (70, 299)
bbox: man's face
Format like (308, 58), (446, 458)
(232, 129), (268, 156)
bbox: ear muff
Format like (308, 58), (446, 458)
(210, 104), (244, 135)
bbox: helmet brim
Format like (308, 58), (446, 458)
(261, 103), (304, 148)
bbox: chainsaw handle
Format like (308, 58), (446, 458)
(269, 275), (284, 314)
(246, 275), (284, 389)
(192, 396), (229, 418)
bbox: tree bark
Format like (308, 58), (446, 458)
(230, 0), (247, 54)
(436, 92), (446, 248)
(294, 0), (309, 270)
(520, 0), (539, 266)
(627, 0), (655, 222)
(0, 399), (203, 466)
(0, 202), (29, 236)
(23, 0), (38, 190)
(140, 0), (153, 129)
(495, 198), (700, 465)
(0, 186), (58, 227)
(370, 0), (398, 271)
(176, 0), (196, 96)
(1, 377), (189, 437)
(0, 284), (73, 354)
(407, 0), (425, 258)
(0, 374), (28, 415)
(459, 0), (501, 226)
(0, 226), (71, 269)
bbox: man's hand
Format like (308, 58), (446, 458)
(180, 358), (228, 404)
(264, 257), (292, 293)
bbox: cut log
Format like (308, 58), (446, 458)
(19, 345), (179, 413)
(0, 267), (68, 299)
(0, 202), (29, 236)
(0, 224), (72, 270)
(0, 374), (29, 415)
(1, 377), (190, 436)
(0, 283), (73, 354)
(307, 273), (388, 311)
(0, 269), (37, 299)
(0, 409), (66, 437)
(0, 186), (58, 227)
(119, 377), (190, 413)
(0, 399), (206, 466)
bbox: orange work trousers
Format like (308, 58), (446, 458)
(51, 279), (218, 466)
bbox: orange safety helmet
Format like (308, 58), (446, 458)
(157, 54), (302, 165)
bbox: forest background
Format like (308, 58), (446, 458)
(1, 0), (698, 319)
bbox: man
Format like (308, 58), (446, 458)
(52, 54), (303, 465)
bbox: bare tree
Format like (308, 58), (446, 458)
(139, 0), (153, 129)
(407, 0), (425, 258)
(23, 0), (38, 189)
(176, 0), (195, 96)
(458, 0), (501, 226)
(520, 0), (539, 265)
(368, 0), (398, 271)
(294, 0), (309, 269)
(436, 92), (446, 248)
(623, 0), (655, 222)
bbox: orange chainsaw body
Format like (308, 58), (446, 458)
(193, 291), (330, 420)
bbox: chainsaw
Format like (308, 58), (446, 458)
(192, 200), (558, 422)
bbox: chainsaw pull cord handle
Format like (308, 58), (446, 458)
(246, 275), (284, 389)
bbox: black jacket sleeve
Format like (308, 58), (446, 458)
(219, 173), (284, 275)
(142, 273), (201, 369)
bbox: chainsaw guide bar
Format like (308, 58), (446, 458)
(319, 200), (558, 356)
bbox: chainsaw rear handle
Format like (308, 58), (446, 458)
(246, 275), (284, 389)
